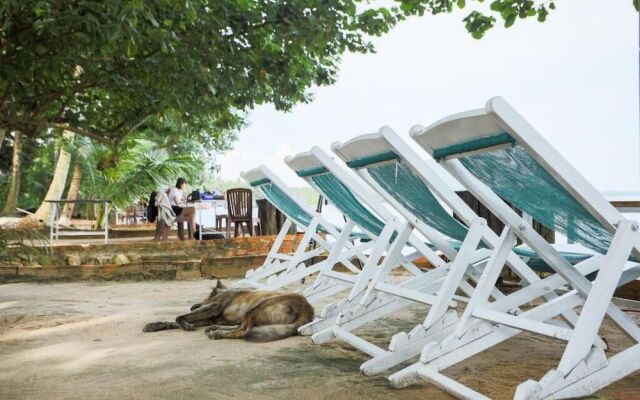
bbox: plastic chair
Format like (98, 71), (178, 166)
(226, 188), (254, 237)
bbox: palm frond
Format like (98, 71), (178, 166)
(103, 151), (203, 208)
(0, 227), (50, 264)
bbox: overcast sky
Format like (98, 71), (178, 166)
(217, 0), (639, 193)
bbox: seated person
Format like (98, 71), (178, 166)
(168, 177), (196, 240)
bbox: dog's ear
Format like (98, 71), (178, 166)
(216, 280), (227, 290)
(207, 280), (219, 298)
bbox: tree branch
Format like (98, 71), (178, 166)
(113, 112), (155, 146)
(46, 122), (110, 144)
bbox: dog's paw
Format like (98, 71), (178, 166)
(143, 322), (166, 332)
(142, 323), (155, 332)
(204, 326), (216, 334)
(206, 330), (223, 340)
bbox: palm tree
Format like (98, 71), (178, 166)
(57, 135), (97, 222)
(86, 139), (204, 228)
(26, 132), (75, 224)
(61, 164), (83, 220)
(1, 131), (23, 217)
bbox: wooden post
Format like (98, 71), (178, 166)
(455, 190), (555, 281)
(257, 199), (296, 235)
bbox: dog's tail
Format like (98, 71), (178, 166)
(244, 323), (300, 342)
(142, 321), (180, 332)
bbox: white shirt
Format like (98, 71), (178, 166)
(168, 187), (184, 207)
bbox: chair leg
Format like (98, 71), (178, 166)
(177, 222), (185, 241)
(247, 222), (252, 236)
(154, 221), (162, 241)
(162, 222), (169, 241)
(155, 221), (169, 241)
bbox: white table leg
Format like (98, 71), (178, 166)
(104, 201), (109, 244)
(49, 202), (55, 243)
(54, 203), (59, 240)
(198, 205), (202, 241)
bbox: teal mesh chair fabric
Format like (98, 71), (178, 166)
(310, 173), (386, 237)
(427, 238), (590, 272)
(459, 144), (614, 256)
(342, 146), (603, 269)
(512, 246), (592, 273)
(258, 183), (314, 228)
(366, 161), (470, 242)
(253, 180), (373, 240)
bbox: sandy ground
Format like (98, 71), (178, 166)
(0, 280), (639, 400)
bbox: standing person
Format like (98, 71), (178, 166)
(168, 177), (196, 240)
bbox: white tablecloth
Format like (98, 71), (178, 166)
(188, 200), (227, 229)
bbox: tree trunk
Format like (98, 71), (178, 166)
(62, 163), (82, 219)
(29, 132), (74, 224)
(1, 131), (23, 217)
(0, 129), (6, 154)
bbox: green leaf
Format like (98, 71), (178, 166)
(147, 13), (159, 28)
(490, 1), (504, 11)
(457, 0), (466, 9)
(537, 6), (549, 22)
(33, 1), (49, 17)
(504, 13), (516, 28)
(464, 11), (495, 39)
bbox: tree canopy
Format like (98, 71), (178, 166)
(396, 1), (639, 39)
(4, 0), (636, 149)
(0, 0), (400, 146)
(1, 0), (638, 220)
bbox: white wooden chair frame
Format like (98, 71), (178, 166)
(388, 97), (640, 400)
(330, 127), (591, 377)
(285, 147), (500, 364)
(237, 166), (375, 303)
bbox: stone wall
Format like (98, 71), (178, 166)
(4, 235), (639, 302)
(0, 235), (305, 283)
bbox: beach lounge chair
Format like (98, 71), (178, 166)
(389, 97), (640, 399)
(284, 147), (489, 348)
(237, 166), (374, 302)
(330, 126), (591, 376)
